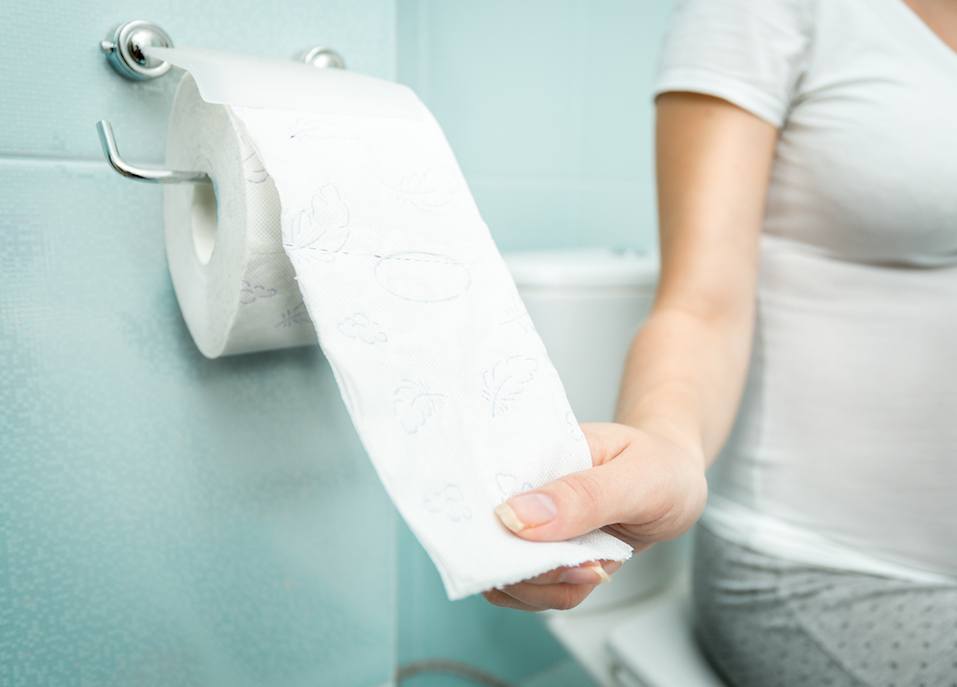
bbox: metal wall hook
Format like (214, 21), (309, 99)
(96, 120), (210, 184)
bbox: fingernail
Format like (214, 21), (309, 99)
(495, 493), (557, 533)
(601, 560), (622, 577)
(590, 563), (611, 583)
(558, 564), (611, 585)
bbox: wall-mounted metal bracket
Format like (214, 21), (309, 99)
(95, 120), (210, 184)
(97, 21), (348, 183)
(100, 20), (174, 81)
(100, 20), (346, 82)
(300, 46), (346, 70)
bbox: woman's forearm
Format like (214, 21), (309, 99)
(614, 302), (755, 466)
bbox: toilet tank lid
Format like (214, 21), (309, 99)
(504, 248), (659, 288)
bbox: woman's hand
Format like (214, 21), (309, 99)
(483, 421), (707, 611)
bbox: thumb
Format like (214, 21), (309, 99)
(494, 456), (643, 542)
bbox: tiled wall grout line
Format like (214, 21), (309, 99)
(0, 155), (115, 170)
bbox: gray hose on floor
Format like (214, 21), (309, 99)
(395, 659), (517, 687)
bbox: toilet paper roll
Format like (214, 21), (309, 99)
(151, 46), (632, 599)
(164, 74), (316, 357)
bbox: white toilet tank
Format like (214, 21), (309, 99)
(506, 249), (658, 422)
(505, 248), (681, 609)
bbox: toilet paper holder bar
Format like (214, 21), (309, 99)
(100, 20), (346, 82)
(97, 19), (346, 184)
(96, 120), (211, 185)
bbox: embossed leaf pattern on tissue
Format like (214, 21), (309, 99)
(495, 473), (534, 500)
(369, 135), (458, 212)
(338, 313), (388, 344)
(394, 379), (445, 433)
(482, 356), (538, 417)
(239, 280), (277, 304)
(284, 184), (350, 255)
(275, 301), (310, 328)
(374, 251), (471, 303)
(424, 484), (472, 522)
(382, 169), (453, 211)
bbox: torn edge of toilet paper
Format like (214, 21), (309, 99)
(153, 47), (632, 600)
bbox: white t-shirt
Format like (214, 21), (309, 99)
(654, 0), (957, 581)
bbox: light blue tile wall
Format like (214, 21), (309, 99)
(396, 525), (579, 687)
(0, 3), (397, 686)
(395, 2), (672, 685)
(399, 0), (673, 253)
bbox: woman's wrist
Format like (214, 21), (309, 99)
(616, 388), (707, 469)
(635, 415), (706, 470)
(618, 413), (708, 472)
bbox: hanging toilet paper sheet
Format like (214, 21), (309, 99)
(152, 46), (632, 599)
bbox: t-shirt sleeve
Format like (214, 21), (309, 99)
(653, 0), (813, 127)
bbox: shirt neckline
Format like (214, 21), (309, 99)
(883, 0), (957, 67)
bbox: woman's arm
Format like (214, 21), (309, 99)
(485, 93), (778, 612)
(617, 91), (776, 462)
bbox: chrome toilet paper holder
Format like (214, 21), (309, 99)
(97, 19), (346, 184)
(96, 120), (210, 185)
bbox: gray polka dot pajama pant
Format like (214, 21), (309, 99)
(693, 525), (957, 687)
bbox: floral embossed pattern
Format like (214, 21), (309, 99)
(481, 356), (539, 418)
